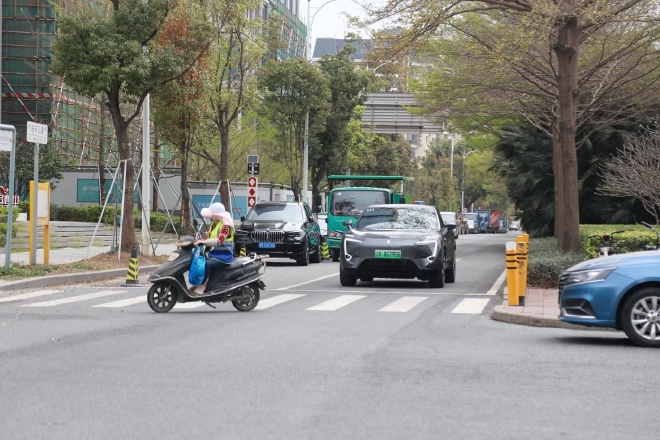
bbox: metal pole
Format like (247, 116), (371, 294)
(141, 94), (151, 255)
(450, 136), (454, 177)
(302, 0), (311, 204)
(3, 125), (16, 270)
(118, 160), (127, 259)
(30, 143), (39, 265)
(1, 0), (3, 123)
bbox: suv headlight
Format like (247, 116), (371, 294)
(287, 229), (305, 238)
(563, 267), (616, 287)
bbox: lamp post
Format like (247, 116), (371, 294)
(461, 150), (476, 214)
(303, 0), (339, 205)
(443, 132), (455, 177)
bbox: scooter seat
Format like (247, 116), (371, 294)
(228, 257), (254, 269)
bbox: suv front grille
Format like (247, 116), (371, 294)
(250, 231), (285, 243)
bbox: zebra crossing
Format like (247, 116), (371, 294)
(0, 288), (495, 315)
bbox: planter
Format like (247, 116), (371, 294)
(17, 213), (28, 222)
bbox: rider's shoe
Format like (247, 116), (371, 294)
(193, 284), (207, 295)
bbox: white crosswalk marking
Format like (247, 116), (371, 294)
(0, 289), (61, 304)
(307, 295), (366, 311)
(93, 296), (145, 308)
(23, 290), (125, 307)
(378, 296), (428, 312)
(174, 302), (206, 309)
(256, 294), (306, 310)
(450, 298), (491, 314)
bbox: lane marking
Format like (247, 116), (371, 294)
(451, 298), (491, 314)
(307, 295), (366, 311)
(275, 273), (339, 290)
(456, 258), (464, 262)
(266, 289), (487, 296)
(174, 302), (206, 309)
(23, 290), (125, 307)
(93, 296), (145, 308)
(0, 289), (61, 304)
(255, 294), (306, 310)
(487, 269), (507, 295)
(378, 296), (428, 312)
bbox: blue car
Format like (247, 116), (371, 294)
(559, 250), (660, 347)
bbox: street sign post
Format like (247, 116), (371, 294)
(0, 124), (17, 270)
(247, 154), (259, 175)
(27, 121), (49, 265)
(247, 175), (258, 209)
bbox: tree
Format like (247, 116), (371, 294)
(0, 140), (64, 199)
(196, 0), (271, 208)
(52, 0), (213, 250)
(259, 59), (330, 200)
(309, 44), (372, 212)
(365, 0), (660, 252)
(599, 130), (660, 224)
(152, 3), (211, 236)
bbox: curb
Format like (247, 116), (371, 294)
(0, 265), (160, 291)
(491, 305), (589, 330)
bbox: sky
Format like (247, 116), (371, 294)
(300, 0), (372, 52)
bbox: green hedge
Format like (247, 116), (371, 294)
(527, 224), (660, 287)
(580, 224), (658, 259)
(527, 237), (583, 288)
(0, 207), (19, 247)
(0, 206), (19, 223)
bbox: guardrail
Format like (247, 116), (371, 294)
(506, 233), (529, 306)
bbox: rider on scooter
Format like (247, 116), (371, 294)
(192, 202), (235, 295)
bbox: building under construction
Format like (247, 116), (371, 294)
(0, 0), (307, 170)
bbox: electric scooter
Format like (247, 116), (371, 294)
(146, 232), (268, 313)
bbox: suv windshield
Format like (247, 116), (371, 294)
(247, 204), (303, 222)
(356, 207), (439, 230)
(330, 190), (389, 217)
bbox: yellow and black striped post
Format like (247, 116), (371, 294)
(239, 245), (247, 257)
(506, 242), (520, 306)
(321, 240), (330, 259)
(124, 247), (140, 287)
(516, 234), (529, 305)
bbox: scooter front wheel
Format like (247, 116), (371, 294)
(148, 282), (177, 313)
(232, 283), (260, 312)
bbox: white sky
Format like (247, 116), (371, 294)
(300, 0), (372, 52)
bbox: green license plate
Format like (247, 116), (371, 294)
(375, 250), (401, 259)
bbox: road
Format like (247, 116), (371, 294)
(0, 232), (654, 440)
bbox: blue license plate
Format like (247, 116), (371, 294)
(258, 242), (276, 249)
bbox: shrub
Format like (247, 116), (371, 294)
(0, 207), (19, 223)
(580, 224), (657, 258)
(0, 223), (18, 248)
(527, 237), (583, 288)
(18, 200), (30, 213)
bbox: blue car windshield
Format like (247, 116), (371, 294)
(356, 207), (439, 230)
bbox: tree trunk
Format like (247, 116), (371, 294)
(180, 145), (193, 236)
(552, 123), (563, 244)
(554, 11), (581, 253)
(219, 128), (230, 208)
(112, 114), (137, 252)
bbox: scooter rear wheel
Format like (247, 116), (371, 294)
(232, 284), (260, 312)
(147, 282), (177, 313)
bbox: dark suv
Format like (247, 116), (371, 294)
(236, 201), (322, 265)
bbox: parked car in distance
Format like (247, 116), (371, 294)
(339, 204), (457, 287)
(509, 220), (520, 231)
(235, 201), (322, 266)
(440, 211), (460, 239)
(559, 250), (660, 347)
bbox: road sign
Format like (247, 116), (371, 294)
(247, 154), (260, 175)
(247, 176), (258, 208)
(0, 129), (13, 151)
(27, 121), (48, 144)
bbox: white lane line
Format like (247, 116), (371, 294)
(255, 294), (306, 310)
(93, 296), (145, 308)
(174, 302), (206, 309)
(451, 298), (491, 314)
(487, 269), (507, 295)
(378, 296), (428, 312)
(456, 258), (464, 262)
(0, 289), (61, 304)
(275, 273), (339, 290)
(270, 289), (487, 296)
(307, 295), (366, 311)
(23, 290), (125, 307)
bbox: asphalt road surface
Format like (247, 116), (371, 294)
(0, 232), (654, 440)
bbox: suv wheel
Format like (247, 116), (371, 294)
(297, 243), (310, 266)
(340, 265), (357, 286)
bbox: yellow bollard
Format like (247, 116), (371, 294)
(239, 246), (247, 257)
(506, 242), (520, 306)
(321, 240), (330, 259)
(516, 234), (529, 305)
(123, 247), (141, 287)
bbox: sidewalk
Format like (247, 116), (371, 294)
(492, 287), (585, 329)
(0, 244), (177, 291)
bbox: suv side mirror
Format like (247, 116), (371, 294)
(343, 220), (353, 229)
(446, 224), (457, 230)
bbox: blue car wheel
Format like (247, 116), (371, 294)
(622, 287), (660, 348)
